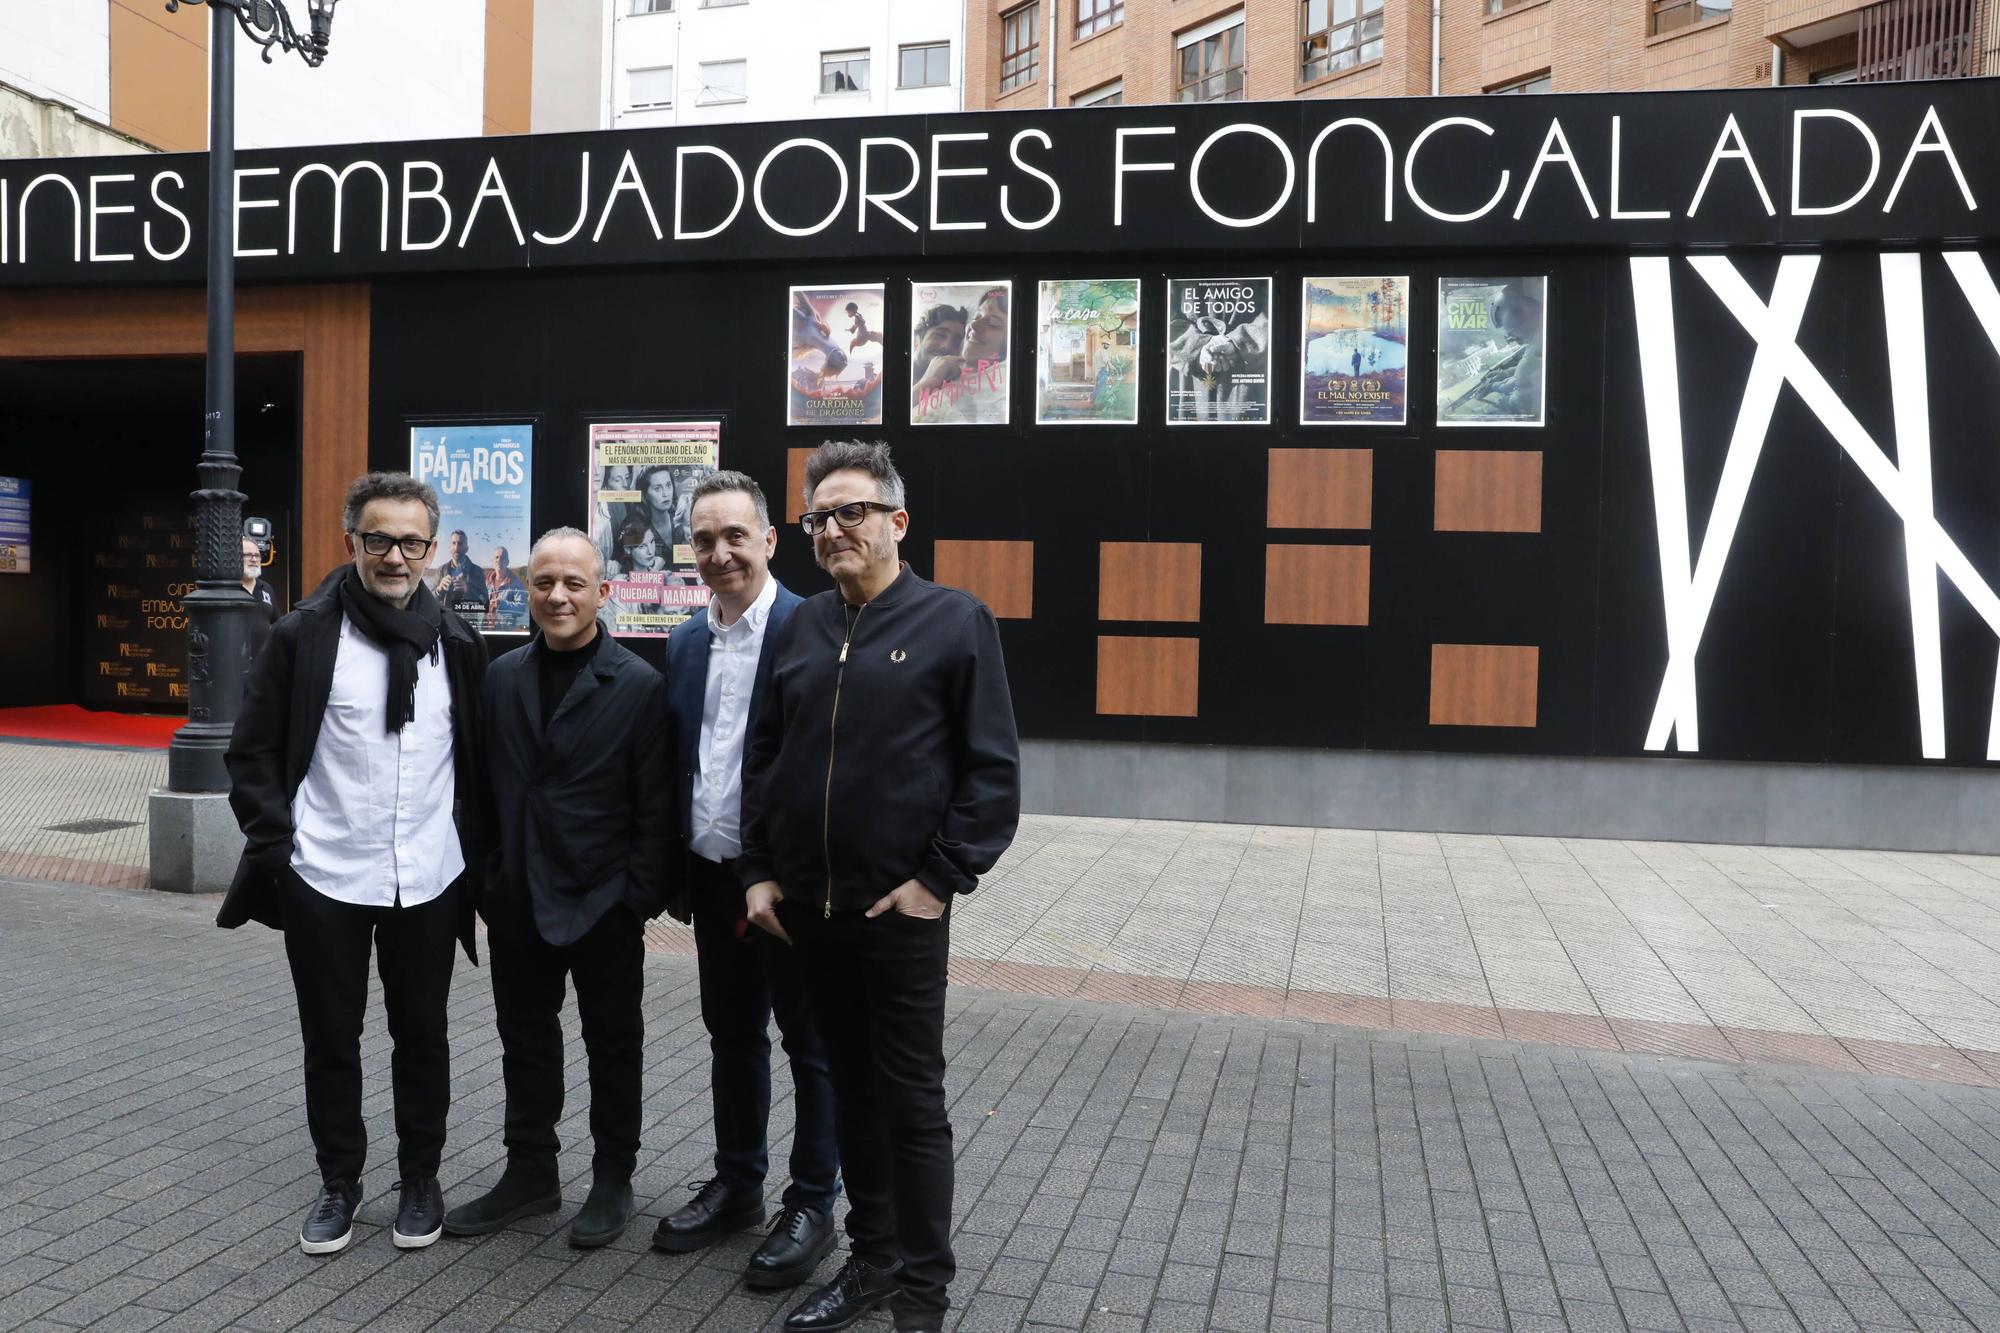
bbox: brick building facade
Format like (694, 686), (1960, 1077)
(964, 0), (1994, 109)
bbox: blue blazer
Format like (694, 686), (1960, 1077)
(662, 578), (802, 918)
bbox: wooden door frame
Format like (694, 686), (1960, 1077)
(0, 283), (369, 583)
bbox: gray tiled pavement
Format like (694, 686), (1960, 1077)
(7, 736), (2000, 1075)
(7, 874), (2000, 1331)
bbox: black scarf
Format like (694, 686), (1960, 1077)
(337, 565), (443, 734)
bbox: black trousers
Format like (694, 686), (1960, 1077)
(488, 902), (645, 1184)
(786, 901), (954, 1319)
(279, 868), (461, 1188)
(689, 856), (839, 1210)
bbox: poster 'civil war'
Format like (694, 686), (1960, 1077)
(1166, 276), (1272, 425)
(1436, 276), (1548, 427)
(789, 284), (886, 426)
(410, 422), (534, 632)
(1036, 279), (1141, 425)
(1300, 276), (1408, 426)
(587, 420), (719, 637)
(911, 281), (1011, 426)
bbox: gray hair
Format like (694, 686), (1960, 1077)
(690, 469), (771, 529)
(803, 440), (905, 510)
(343, 472), (441, 537)
(528, 525), (604, 581)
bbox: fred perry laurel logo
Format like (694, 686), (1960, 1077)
(890, 649), (907, 663)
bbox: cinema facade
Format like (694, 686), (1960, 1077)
(4, 83), (2000, 851)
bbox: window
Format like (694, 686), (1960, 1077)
(1651, 0), (1729, 33)
(627, 65), (674, 109)
(1001, 2), (1040, 92)
(820, 50), (870, 94)
(629, 0), (672, 12)
(1812, 64), (1858, 82)
(1072, 78), (1124, 106)
(697, 59), (747, 104)
(1487, 70), (1551, 92)
(899, 41), (951, 87)
(1177, 12), (1245, 102)
(1077, 0), (1124, 38)
(1300, 0), (1383, 81)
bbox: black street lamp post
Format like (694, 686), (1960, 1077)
(161, 0), (337, 793)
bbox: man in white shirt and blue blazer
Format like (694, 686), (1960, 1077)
(654, 470), (841, 1292)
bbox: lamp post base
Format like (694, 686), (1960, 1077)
(147, 788), (244, 894)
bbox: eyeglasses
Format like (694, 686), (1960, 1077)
(800, 501), (898, 535)
(352, 531), (436, 559)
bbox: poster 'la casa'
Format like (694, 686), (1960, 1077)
(1036, 279), (1140, 425)
(588, 420), (718, 637)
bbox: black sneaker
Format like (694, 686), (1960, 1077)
(300, 1180), (359, 1256)
(392, 1175), (444, 1249)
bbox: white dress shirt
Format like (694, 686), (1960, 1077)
(290, 616), (464, 907)
(689, 575), (778, 863)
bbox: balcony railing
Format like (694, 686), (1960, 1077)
(1857, 0), (1982, 79)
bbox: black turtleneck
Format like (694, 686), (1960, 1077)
(538, 630), (602, 729)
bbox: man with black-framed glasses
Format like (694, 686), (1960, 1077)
(221, 471), (490, 1258)
(740, 440), (1020, 1333)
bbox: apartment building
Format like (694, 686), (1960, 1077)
(610, 0), (962, 128)
(1, 0), (603, 158)
(964, 0), (1993, 107)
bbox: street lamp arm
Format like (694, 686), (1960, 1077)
(164, 0), (336, 67)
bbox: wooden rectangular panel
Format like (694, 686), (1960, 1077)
(1265, 545), (1369, 626)
(1099, 542), (1200, 622)
(299, 285), (372, 585)
(934, 540), (1034, 619)
(1097, 636), (1199, 717)
(786, 448), (811, 524)
(1434, 450), (1543, 533)
(1268, 448), (1372, 530)
(1430, 644), (1540, 728)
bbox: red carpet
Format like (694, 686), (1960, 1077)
(0, 706), (183, 749)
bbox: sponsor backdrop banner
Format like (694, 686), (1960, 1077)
(1300, 276), (1408, 425)
(83, 510), (194, 710)
(1036, 278), (1141, 425)
(911, 281), (1012, 426)
(1437, 276), (1548, 426)
(410, 422), (534, 631)
(789, 284), (886, 426)
(588, 420), (719, 637)
(0, 477), (27, 573)
(1165, 276), (1272, 425)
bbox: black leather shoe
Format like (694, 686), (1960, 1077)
(442, 1168), (562, 1237)
(651, 1178), (764, 1253)
(783, 1255), (901, 1332)
(299, 1180), (359, 1256)
(892, 1315), (944, 1333)
(745, 1204), (837, 1289)
(568, 1174), (634, 1249)
(392, 1175), (445, 1249)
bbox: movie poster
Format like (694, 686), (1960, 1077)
(789, 284), (886, 426)
(1165, 277), (1272, 425)
(1437, 276), (1548, 427)
(910, 280), (1011, 426)
(588, 420), (719, 637)
(1035, 278), (1141, 425)
(410, 422), (534, 632)
(0, 477), (28, 573)
(1300, 276), (1408, 426)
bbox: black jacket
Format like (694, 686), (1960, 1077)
(738, 565), (1020, 911)
(219, 570), (490, 961)
(479, 623), (672, 945)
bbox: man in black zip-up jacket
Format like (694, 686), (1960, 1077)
(739, 441), (1019, 1333)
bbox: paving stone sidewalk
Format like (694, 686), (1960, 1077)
(6, 875), (2000, 1332)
